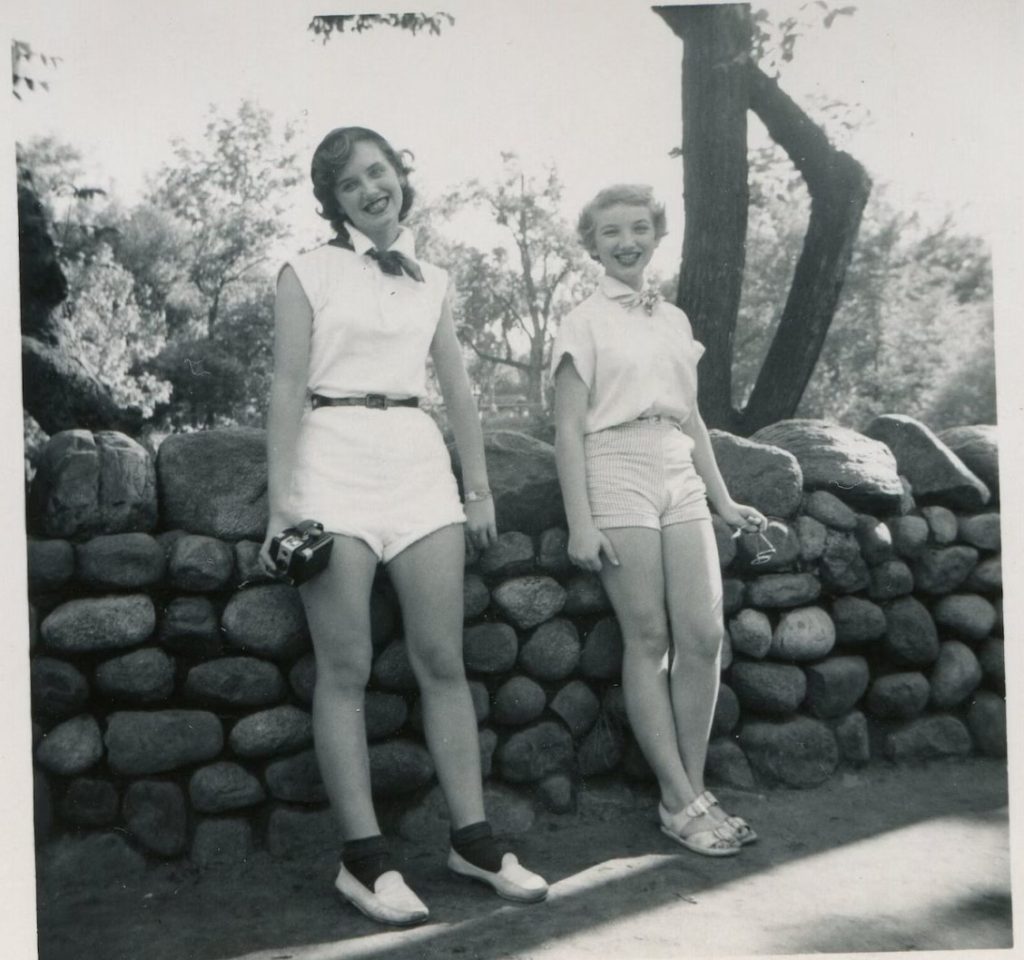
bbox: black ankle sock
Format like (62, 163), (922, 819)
(452, 821), (502, 872)
(342, 835), (393, 889)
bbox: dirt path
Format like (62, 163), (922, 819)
(36, 757), (1011, 960)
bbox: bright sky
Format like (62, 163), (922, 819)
(8, 0), (1021, 277)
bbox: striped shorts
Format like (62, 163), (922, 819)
(584, 418), (711, 530)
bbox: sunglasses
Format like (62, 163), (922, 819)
(731, 526), (778, 566)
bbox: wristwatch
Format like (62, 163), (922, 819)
(464, 489), (492, 503)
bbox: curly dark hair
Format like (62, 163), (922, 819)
(310, 127), (416, 246)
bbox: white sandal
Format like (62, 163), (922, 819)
(658, 795), (741, 857)
(700, 790), (759, 846)
(334, 864), (430, 926)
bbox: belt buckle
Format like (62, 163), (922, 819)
(365, 394), (388, 410)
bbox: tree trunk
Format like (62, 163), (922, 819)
(655, 4), (751, 433)
(738, 63), (872, 434)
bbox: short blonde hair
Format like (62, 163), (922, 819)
(577, 184), (668, 260)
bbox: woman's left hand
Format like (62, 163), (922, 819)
(718, 500), (767, 534)
(465, 497), (498, 552)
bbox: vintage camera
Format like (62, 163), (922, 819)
(269, 520), (334, 585)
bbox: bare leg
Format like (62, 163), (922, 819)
(298, 535), (381, 840)
(662, 518), (724, 800)
(387, 524), (486, 831)
(598, 527), (697, 814)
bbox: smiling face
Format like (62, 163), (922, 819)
(590, 202), (659, 291)
(333, 139), (406, 248)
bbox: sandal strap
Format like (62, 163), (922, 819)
(699, 789), (721, 808)
(682, 794), (713, 819)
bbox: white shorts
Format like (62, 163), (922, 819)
(584, 418), (711, 530)
(287, 406), (466, 563)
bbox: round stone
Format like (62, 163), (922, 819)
(913, 546), (979, 595)
(493, 676), (547, 726)
(888, 515), (929, 559)
(833, 710), (870, 766)
(95, 647), (175, 703)
(967, 691), (1006, 757)
(264, 749), (326, 804)
(463, 574), (490, 620)
(158, 596), (222, 657)
(967, 556), (1001, 593)
(105, 710), (224, 776)
(537, 774), (575, 813)
(932, 594), (997, 642)
(819, 531), (870, 594)
(796, 516), (827, 562)
(711, 682), (740, 736)
(463, 623), (518, 675)
(883, 596), (939, 665)
(491, 576), (566, 629)
(189, 761), (265, 813)
(75, 533), (165, 588)
(184, 658), (287, 709)
(921, 506), (958, 544)
(854, 515), (894, 565)
(929, 641), (982, 709)
(537, 528), (572, 575)
(831, 596), (887, 647)
(35, 714), (103, 776)
(868, 560), (914, 600)
(866, 672), (930, 720)
(371, 640), (417, 691)
(519, 618), (580, 681)
(577, 715), (625, 777)
(803, 656), (870, 719)
(42, 595), (155, 654)
(221, 584), (310, 661)
(477, 531), (535, 577)
(289, 653), (317, 704)
(498, 721), (574, 783)
(168, 534), (234, 591)
(369, 740), (435, 797)
(803, 490), (858, 530)
(770, 607), (835, 661)
(563, 574), (611, 615)
(191, 818), (254, 869)
(729, 661), (806, 716)
(739, 716), (839, 787)
(27, 539), (75, 593)
(580, 618), (623, 680)
(728, 609), (772, 659)
(956, 513), (1000, 551)
(123, 780), (188, 857)
(228, 705), (313, 758)
(884, 716), (972, 761)
(365, 691), (409, 741)
(746, 573), (821, 608)
(706, 738), (755, 789)
(549, 680), (600, 738)
(30, 657), (89, 721)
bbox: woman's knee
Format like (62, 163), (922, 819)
(676, 619), (724, 662)
(409, 637), (466, 687)
(622, 616), (672, 661)
(313, 640), (373, 694)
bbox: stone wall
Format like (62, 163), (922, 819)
(26, 417), (1004, 867)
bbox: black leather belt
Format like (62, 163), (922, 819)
(310, 393), (419, 410)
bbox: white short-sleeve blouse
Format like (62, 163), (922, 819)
(284, 225), (449, 399)
(551, 275), (705, 434)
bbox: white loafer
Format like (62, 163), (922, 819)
(334, 864), (429, 926)
(447, 849), (548, 903)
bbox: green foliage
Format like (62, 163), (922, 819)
(58, 245), (172, 418)
(11, 39), (60, 99)
(424, 155), (597, 409)
(751, 2), (856, 78)
(308, 14), (454, 41)
(148, 100), (301, 339)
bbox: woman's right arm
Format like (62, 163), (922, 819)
(259, 266), (313, 568)
(553, 358), (619, 572)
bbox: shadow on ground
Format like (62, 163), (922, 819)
(36, 757), (1012, 960)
